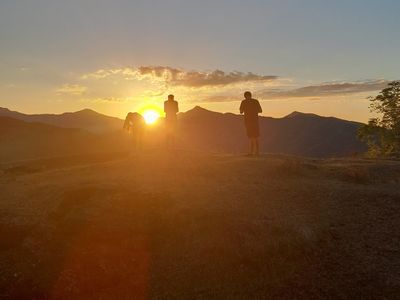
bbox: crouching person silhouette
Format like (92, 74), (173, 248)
(240, 91), (262, 156)
(123, 112), (145, 150)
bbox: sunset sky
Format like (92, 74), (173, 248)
(1, 0), (399, 122)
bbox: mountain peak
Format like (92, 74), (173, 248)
(191, 106), (211, 113)
(73, 108), (99, 115)
(284, 111), (319, 119)
(284, 111), (304, 118)
(188, 106), (222, 115)
(179, 106), (221, 120)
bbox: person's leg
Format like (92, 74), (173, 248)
(134, 130), (142, 151)
(165, 124), (170, 149)
(133, 135), (138, 151)
(171, 134), (175, 149)
(255, 138), (260, 155)
(251, 138), (257, 155)
(138, 130), (143, 151)
(166, 133), (170, 149)
(166, 123), (175, 150)
(171, 123), (177, 149)
(248, 138), (253, 155)
(166, 132), (173, 150)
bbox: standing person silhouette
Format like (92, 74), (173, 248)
(164, 94), (179, 149)
(240, 91), (262, 156)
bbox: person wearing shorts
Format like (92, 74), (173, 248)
(239, 91), (262, 155)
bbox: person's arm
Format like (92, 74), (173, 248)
(164, 101), (167, 114)
(240, 101), (244, 114)
(175, 101), (179, 114)
(257, 101), (262, 113)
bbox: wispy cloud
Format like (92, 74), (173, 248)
(77, 67), (391, 105)
(137, 66), (278, 88)
(81, 68), (136, 80)
(56, 84), (87, 96)
(259, 80), (390, 99)
(82, 66), (278, 88)
(80, 96), (133, 103)
(190, 79), (391, 103)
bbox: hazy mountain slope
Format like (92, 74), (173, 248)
(266, 111), (366, 157)
(0, 151), (399, 299)
(178, 106), (366, 157)
(0, 106), (367, 159)
(0, 107), (123, 133)
(0, 117), (105, 161)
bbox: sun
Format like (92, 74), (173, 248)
(138, 103), (163, 125)
(142, 109), (160, 125)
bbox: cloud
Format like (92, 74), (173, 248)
(200, 95), (237, 103)
(3, 83), (17, 88)
(137, 66), (278, 87)
(80, 96), (134, 103)
(78, 67), (390, 104)
(259, 80), (390, 99)
(82, 66), (278, 88)
(81, 68), (136, 80)
(194, 79), (391, 103)
(56, 84), (87, 96)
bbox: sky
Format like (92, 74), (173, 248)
(0, 0), (399, 122)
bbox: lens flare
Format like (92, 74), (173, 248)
(142, 109), (160, 124)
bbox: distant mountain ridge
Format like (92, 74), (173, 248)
(178, 106), (366, 157)
(0, 106), (367, 159)
(0, 107), (123, 133)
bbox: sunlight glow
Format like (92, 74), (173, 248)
(142, 109), (160, 124)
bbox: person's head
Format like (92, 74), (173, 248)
(168, 94), (174, 101)
(244, 91), (252, 99)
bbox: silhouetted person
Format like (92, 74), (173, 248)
(164, 94), (179, 148)
(123, 112), (145, 150)
(240, 91), (262, 155)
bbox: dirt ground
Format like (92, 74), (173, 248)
(0, 151), (399, 299)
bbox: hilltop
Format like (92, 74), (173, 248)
(0, 151), (399, 299)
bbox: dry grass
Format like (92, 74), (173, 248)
(0, 151), (399, 299)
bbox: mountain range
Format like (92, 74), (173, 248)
(0, 107), (123, 133)
(177, 106), (366, 157)
(0, 106), (367, 162)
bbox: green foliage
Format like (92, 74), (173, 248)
(358, 81), (400, 157)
